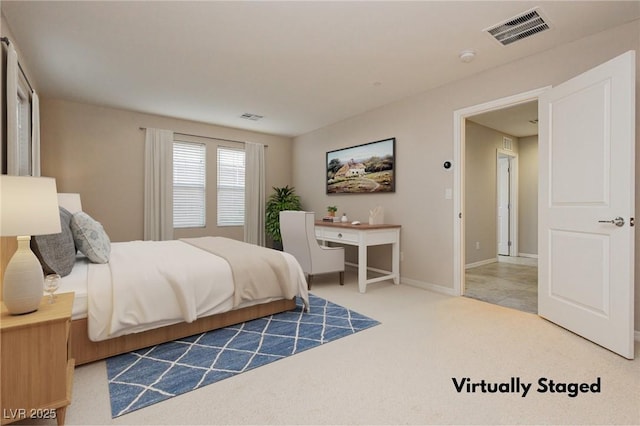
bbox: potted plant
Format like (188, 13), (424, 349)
(327, 206), (338, 217)
(265, 185), (302, 249)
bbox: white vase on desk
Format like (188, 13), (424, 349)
(368, 206), (384, 225)
(341, 213), (348, 223)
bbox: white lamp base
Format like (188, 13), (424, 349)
(3, 236), (44, 315)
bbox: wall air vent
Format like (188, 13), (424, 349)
(484, 8), (551, 46)
(503, 137), (513, 151)
(240, 113), (264, 121)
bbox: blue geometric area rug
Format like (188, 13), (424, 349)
(106, 293), (379, 417)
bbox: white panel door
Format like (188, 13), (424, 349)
(497, 156), (510, 256)
(538, 51), (635, 359)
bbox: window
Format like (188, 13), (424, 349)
(173, 141), (206, 228)
(217, 147), (245, 226)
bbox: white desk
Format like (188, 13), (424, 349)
(315, 221), (401, 293)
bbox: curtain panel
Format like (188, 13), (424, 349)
(244, 142), (266, 246)
(144, 128), (174, 241)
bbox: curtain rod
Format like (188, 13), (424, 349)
(138, 127), (267, 147)
(1, 36), (34, 93)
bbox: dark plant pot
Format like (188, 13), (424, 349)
(271, 241), (283, 251)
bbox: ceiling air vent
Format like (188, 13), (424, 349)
(484, 8), (551, 46)
(240, 113), (264, 121)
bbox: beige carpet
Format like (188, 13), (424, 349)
(20, 268), (640, 425)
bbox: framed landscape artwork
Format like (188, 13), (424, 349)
(326, 137), (395, 194)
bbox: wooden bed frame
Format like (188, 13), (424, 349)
(71, 297), (296, 365)
(2, 237), (298, 366)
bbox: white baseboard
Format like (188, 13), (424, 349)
(518, 253), (538, 259)
(344, 262), (457, 296)
(400, 276), (458, 296)
(465, 258), (497, 269)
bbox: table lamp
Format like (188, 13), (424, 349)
(1, 175), (61, 314)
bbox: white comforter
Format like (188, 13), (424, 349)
(87, 239), (308, 341)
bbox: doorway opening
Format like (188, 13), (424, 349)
(453, 89), (544, 314)
(454, 53), (635, 359)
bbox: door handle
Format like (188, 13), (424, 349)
(598, 217), (625, 227)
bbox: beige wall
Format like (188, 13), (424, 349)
(518, 135), (538, 256)
(39, 98), (294, 242)
(464, 121), (520, 265)
(293, 21), (640, 330)
(464, 122), (538, 265)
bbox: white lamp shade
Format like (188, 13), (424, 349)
(1, 175), (61, 236)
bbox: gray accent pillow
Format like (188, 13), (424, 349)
(31, 206), (77, 277)
(70, 211), (111, 263)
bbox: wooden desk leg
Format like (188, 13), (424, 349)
(358, 243), (367, 293)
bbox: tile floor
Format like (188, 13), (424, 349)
(464, 257), (538, 314)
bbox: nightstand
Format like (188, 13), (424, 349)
(1, 292), (75, 425)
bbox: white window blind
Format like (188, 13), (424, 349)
(217, 147), (245, 226)
(173, 141), (206, 228)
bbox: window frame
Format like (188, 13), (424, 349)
(15, 74), (32, 175)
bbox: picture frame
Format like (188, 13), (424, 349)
(326, 137), (395, 194)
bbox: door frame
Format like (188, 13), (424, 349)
(497, 150), (518, 257)
(453, 87), (549, 295)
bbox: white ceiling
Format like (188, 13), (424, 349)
(2, 1), (639, 137)
(468, 101), (539, 138)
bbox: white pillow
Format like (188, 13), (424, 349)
(70, 211), (111, 263)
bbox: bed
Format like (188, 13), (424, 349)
(65, 239), (307, 365)
(7, 195), (309, 366)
